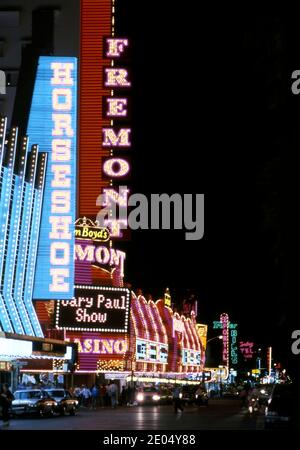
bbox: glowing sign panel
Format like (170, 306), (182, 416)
(73, 337), (127, 355)
(27, 57), (77, 299)
(220, 313), (229, 367)
(55, 286), (130, 332)
(136, 338), (168, 364)
(240, 341), (254, 360)
(182, 349), (201, 366)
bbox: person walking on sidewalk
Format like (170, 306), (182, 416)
(0, 383), (14, 427)
(108, 381), (118, 409)
(173, 385), (183, 413)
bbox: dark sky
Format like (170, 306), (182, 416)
(115, 2), (298, 368)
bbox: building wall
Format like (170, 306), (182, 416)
(0, 0), (79, 126)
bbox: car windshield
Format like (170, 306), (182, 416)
(47, 390), (65, 397)
(20, 391), (41, 399)
(143, 387), (158, 393)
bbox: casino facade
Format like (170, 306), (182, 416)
(0, 0), (215, 389)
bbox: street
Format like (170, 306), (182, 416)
(3, 399), (265, 430)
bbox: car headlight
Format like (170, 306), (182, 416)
(137, 393), (144, 402)
(260, 389), (266, 395)
(153, 395), (160, 401)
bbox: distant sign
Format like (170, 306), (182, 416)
(105, 373), (127, 380)
(240, 341), (254, 360)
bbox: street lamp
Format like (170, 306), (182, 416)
(207, 335), (223, 344)
(206, 335), (223, 396)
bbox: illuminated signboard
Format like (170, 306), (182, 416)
(27, 56), (77, 299)
(213, 320), (238, 366)
(230, 327), (238, 366)
(182, 349), (201, 366)
(220, 313), (229, 368)
(136, 338), (168, 364)
(97, 37), (132, 238)
(187, 371), (211, 382)
(75, 217), (110, 242)
(173, 317), (185, 336)
(75, 242), (126, 278)
(196, 324), (208, 350)
(164, 288), (171, 307)
(267, 346), (272, 375)
(79, 1), (132, 240)
(72, 337), (127, 355)
(79, 0), (111, 218)
(55, 285), (130, 332)
(240, 341), (254, 360)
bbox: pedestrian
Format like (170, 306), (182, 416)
(173, 385), (183, 413)
(74, 386), (82, 406)
(107, 381), (118, 408)
(81, 385), (91, 407)
(99, 384), (106, 408)
(120, 386), (127, 406)
(0, 383), (14, 427)
(91, 384), (99, 409)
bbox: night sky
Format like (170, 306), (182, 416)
(115, 3), (298, 369)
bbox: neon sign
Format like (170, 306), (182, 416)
(173, 317), (185, 335)
(213, 320), (238, 366)
(230, 328), (238, 365)
(73, 338), (127, 355)
(75, 217), (110, 242)
(182, 349), (201, 366)
(75, 243), (126, 278)
(196, 324), (208, 350)
(55, 285), (130, 332)
(136, 338), (168, 364)
(27, 57), (77, 299)
(220, 313), (229, 368)
(240, 341), (254, 360)
(96, 37), (132, 238)
(164, 288), (171, 307)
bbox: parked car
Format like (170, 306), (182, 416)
(11, 390), (57, 417)
(265, 384), (295, 429)
(44, 389), (79, 415)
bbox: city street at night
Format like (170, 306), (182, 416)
(1, 0), (300, 439)
(3, 400), (264, 431)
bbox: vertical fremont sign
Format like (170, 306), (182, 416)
(78, 1), (130, 284)
(97, 37), (131, 238)
(27, 57), (77, 299)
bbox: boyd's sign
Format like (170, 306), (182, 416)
(75, 217), (110, 242)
